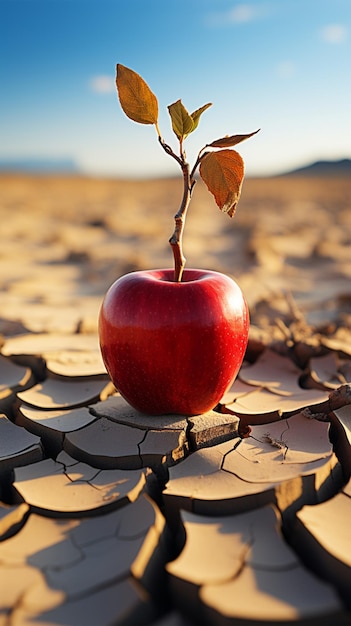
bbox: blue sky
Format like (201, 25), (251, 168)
(1, 0), (350, 177)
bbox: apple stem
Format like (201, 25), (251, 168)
(169, 161), (192, 282)
(158, 136), (196, 282)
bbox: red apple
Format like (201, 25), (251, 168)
(99, 268), (249, 416)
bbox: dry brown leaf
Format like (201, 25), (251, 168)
(116, 64), (158, 125)
(199, 149), (244, 217)
(207, 129), (260, 149)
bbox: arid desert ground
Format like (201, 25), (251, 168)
(1, 173), (350, 339)
(1, 173), (351, 624)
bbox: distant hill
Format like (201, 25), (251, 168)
(283, 158), (351, 177)
(0, 157), (80, 174)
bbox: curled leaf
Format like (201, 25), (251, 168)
(208, 129), (260, 149)
(190, 103), (212, 132)
(168, 100), (194, 139)
(116, 64), (158, 125)
(199, 149), (244, 218)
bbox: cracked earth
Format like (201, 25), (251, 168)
(1, 331), (351, 625)
(1, 174), (351, 624)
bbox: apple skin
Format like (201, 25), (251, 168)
(99, 268), (249, 416)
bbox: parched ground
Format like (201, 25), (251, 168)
(1, 173), (350, 336)
(1, 173), (351, 625)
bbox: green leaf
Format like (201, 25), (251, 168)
(190, 103), (212, 132)
(208, 129), (260, 149)
(116, 64), (158, 125)
(168, 100), (194, 139)
(199, 149), (244, 218)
